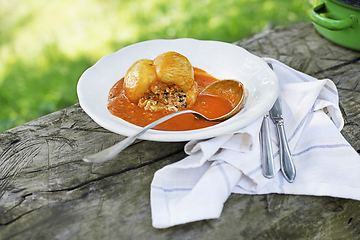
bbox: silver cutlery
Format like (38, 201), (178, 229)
(269, 97), (296, 182)
(260, 113), (275, 178)
(268, 63), (296, 183)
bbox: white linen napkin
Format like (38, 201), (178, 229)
(150, 58), (360, 229)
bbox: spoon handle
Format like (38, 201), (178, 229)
(260, 114), (275, 178)
(83, 110), (197, 163)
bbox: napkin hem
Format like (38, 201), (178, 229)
(152, 203), (223, 229)
(234, 182), (360, 201)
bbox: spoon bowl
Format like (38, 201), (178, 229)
(83, 79), (246, 163)
(199, 79), (246, 121)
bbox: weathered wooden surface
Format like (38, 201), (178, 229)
(1, 23), (360, 239)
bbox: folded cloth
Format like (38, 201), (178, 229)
(150, 58), (360, 229)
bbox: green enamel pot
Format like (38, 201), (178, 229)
(310, 0), (360, 51)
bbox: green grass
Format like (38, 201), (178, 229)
(0, 0), (313, 133)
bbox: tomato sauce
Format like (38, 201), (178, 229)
(107, 67), (234, 131)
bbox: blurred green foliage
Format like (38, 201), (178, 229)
(0, 0), (313, 133)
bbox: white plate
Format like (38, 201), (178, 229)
(77, 39), (279, 142)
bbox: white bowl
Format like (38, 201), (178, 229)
(77, 39), (279, 142)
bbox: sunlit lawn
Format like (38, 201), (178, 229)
(0, 0), (313, 133)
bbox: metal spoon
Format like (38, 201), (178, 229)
(83, 79), (246, 163)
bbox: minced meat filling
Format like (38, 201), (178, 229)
(138, 82), (187, 112)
